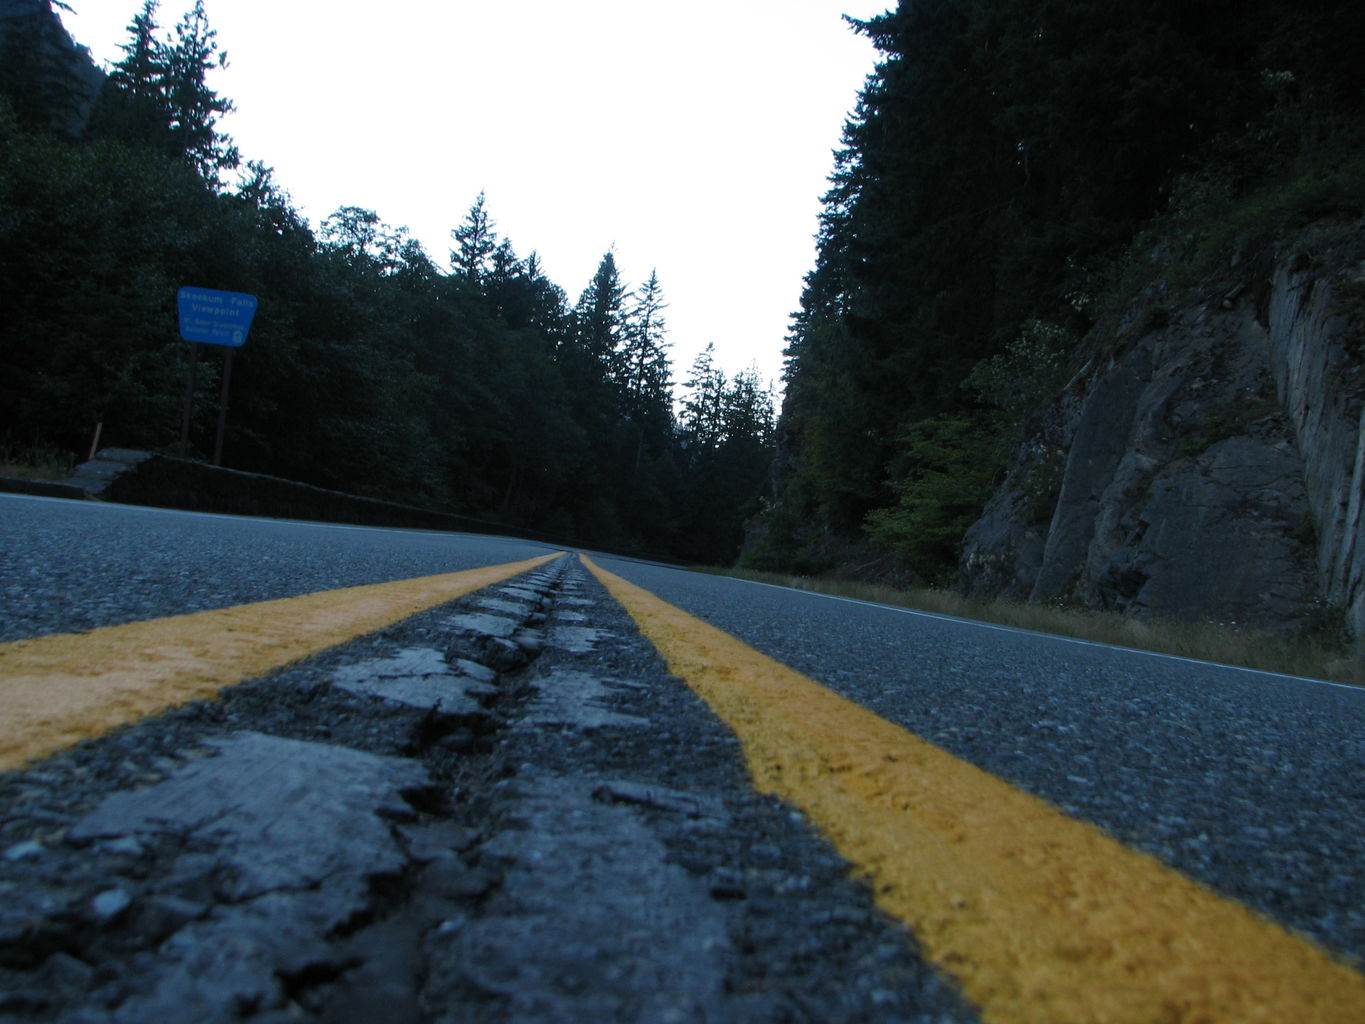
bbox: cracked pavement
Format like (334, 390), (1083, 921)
(0, 557), (975, 1023)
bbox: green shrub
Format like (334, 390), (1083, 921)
(864, 417), (1002, 583)
(963, 319), (1075, 429)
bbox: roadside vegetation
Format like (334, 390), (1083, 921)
(0, 440), (75, 482)
(758, 1), (1365, 583)
(0, 2), (776, 566)
(705, 568), (1364, 686)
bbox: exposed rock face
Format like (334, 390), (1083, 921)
(1266, 244), (1365, 634)
(961, 220), (1365, 636)
(0, 0), (104, 135)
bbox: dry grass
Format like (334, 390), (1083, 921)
(703, 568), (1365, 688)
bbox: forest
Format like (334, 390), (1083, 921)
(8, 0), (1365, 581)
(0, 0), (775, 565)
(752, 0), (1365, 583)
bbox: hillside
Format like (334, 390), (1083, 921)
(755, 0), (1365, 639)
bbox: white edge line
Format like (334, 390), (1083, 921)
(720, 574), (1365, 694)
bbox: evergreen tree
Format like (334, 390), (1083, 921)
(163, 0), (237, 177)
(673, 352), (776, 564)
(92, 0), (237, 178)
(722, 365), (775, 450)
(109, 0), (165, 105)
(616, 270), (673, 434)
(450, 191), (498, 284)
(90, 0), (169, 148)
(484, 237), (526, 323)
(502, 251), (570, 338)
(679, 344), (726, 451)
(863, 417), (1001, 582)
(572, 250), (627, 372)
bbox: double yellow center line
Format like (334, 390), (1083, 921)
(582, 556), (1365, 1024)
(2, 552), (1361, 1021)
(0, 553), (559, 770)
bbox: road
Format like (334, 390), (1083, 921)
(0, 493), (555, 643)
(1, 493), (1363, 1023)
(590, 554), (1365, 960)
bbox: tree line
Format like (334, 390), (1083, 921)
(0, 0), (775, 564)
(751, 0), (1365, 581)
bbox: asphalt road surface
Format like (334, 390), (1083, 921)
(591, 554), (1365, 964)
(1, 493), (1362, 1023)
(0, 494), (555, 643)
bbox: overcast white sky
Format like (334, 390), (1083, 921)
(59, 1), (885, 392)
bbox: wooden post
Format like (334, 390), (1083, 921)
(179, 343), (200, 458)
(213, 347), (234, 466)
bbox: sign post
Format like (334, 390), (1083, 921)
(178, 344), (200, 457)
(176, 287), (257, 465)
(213, 347), (235, 466)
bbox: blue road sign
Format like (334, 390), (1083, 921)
(177, 287), (258, 347)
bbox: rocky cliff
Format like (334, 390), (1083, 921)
(960, 219), (1365, 638)
(0, 0), (104, 135)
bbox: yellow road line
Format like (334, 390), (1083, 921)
(0, 553), (560, 771)
(583, 555), (1365, 1024)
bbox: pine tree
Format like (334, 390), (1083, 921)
(163, 0), (237, 177)
(680, 343), (727, 451)
(109, 0), (165, 105)
(450, 191), (498, 284)
(89, 0), (169, 148)
(572, 251), (627, 372)
(485, 237), (523, 319)
(616, 269), (672, 431)
(484, 249), (569, 338)
(722, 365), (775, 449)
(92, 0), (237, 178)
(517, 252), (571, 340)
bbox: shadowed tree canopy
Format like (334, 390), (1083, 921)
(87, 0), (237, 178)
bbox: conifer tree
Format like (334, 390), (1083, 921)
(450, 191), (498, 284)
(617, 269), (672, 432)
(723, 365), (775, 448)
(90, 0), (169, 148)
(93, 0), (237, 178)
(485, 237), (523, 319)
(109, 0), (165, 104)
(572, 251), (627, 371)
(514, 252), (570, 339)
(164, 0), (237, 177)
(680, 343), (727, 451)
